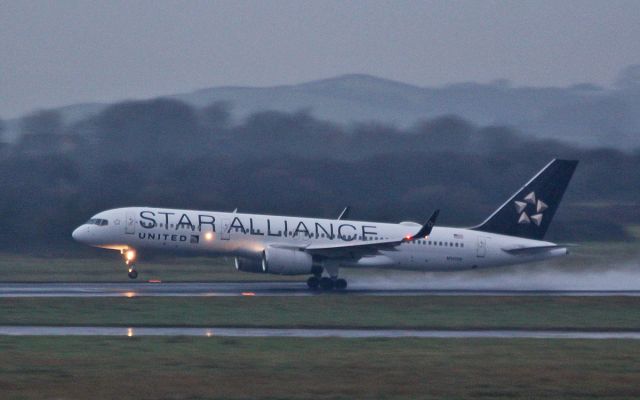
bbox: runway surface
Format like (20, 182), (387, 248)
(1, 282), (640, 297)
(1, 325), (640, 339)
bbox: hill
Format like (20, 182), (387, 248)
(4, 73), (640, 148)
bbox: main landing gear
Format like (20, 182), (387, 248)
(122, 249), (138, 280)
(306, 266), (347, 291)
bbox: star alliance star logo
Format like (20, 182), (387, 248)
(514, 191), (547, 226)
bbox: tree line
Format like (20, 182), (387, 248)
(1, 98), (638, 253)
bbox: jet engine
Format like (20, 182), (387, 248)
(234, 257), (264, 273)
(261, 247), (313, 275)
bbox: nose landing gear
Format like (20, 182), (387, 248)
(122, 249), (138, 280)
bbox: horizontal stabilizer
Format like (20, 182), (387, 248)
(502, 245), (568, 256)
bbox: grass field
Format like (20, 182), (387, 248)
(2, 296), (640, 330)
(1, 243), (639, 399)
(1, 337), (639, 399)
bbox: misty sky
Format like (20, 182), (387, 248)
(1, 0), (640, 118)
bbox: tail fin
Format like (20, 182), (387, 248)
(471, 159), (578, 240)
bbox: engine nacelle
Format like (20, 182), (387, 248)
(262, 247), (313, 275)
(234, 257), (264, 274)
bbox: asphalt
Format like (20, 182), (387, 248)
(1, 325), (640, 338)
(2, 282), (640, 297)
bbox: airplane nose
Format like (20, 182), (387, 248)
(72, 226), (86, 242)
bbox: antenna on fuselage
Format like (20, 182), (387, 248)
(337, 206), (350, 220)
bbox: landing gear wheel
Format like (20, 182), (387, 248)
(319, 277), (334, 290)
(307, 276), (320, 289)
(335, 279), (347, 290)
(311, 265), (323, 278)
(128, 268), (138, 279)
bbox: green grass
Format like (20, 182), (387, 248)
(1, 337), (639, 399)
(3, 296), (640, 330)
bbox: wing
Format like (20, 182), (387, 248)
(303, 210), (440, 258)
(304, 237), (404, 258)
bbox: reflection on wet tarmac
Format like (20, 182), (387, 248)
(1, 326), (640, 339)
(2, 282), (640, 297)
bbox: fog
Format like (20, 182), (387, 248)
(346, 259), (640, 291)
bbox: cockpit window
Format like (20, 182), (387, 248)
(86, 218), (109, 226)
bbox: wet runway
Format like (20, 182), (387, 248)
(1, 325), (640, 339)
(2, 282), (640, 297)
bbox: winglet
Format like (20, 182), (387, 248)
(407, 210), (440, 240)
(337, 206), (351, 220)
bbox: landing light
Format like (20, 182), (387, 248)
(125, 250), (136, 262)
(205, 232), (214, 241)
(127, 328), (134, 337)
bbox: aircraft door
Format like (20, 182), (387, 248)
(220, 219), (231, 240)
(125, 211), (136, 234)
(476, 237), (487, 257)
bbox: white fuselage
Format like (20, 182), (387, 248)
(72, 207), (567, 273)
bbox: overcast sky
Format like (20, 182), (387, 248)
(1, 0), (640, 118)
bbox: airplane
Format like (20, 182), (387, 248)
(72, 159), (578, 290)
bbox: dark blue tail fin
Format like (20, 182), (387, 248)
(471, 159), (578, 240)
